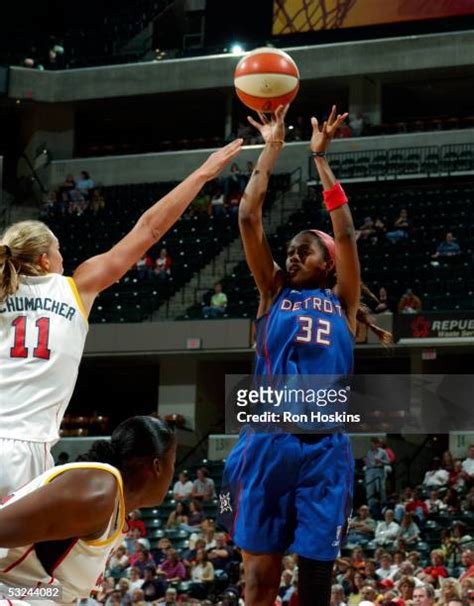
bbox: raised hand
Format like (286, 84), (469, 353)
(247, 104), (289, 145)
(198, 139), (243, 181)
(310, 105), (349, 153)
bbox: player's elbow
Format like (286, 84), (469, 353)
(137, 212), (162, 245)
(239, 210), (261, 228)
(335, 225), (356, 243)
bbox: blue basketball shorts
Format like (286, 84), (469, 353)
(218, 431), (354, 561)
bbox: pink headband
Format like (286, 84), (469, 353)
(309, 230), (336, 263)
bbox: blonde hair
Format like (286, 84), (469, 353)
(0, 221), (55, 303)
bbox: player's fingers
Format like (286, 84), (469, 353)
(275, 105), (285, 120)
(328, 105), (336, 124)
(224, 139), (243, 155)
(248, 116), (261, 130)
(311, 116), (319, 131)
(283, 104), (290, 118)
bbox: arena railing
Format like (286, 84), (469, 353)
(308, 143), (474, 183)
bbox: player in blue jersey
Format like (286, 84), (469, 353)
(219, 106), (389, 606)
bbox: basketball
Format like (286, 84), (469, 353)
(234, 47), (300, 113)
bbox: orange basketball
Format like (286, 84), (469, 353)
(234, 47), (300, 113)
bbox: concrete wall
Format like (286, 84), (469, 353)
(49, 128), (474, 186)
(9, 31), (474, 102)
(84, 318), (253, 355)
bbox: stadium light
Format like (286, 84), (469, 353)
(231, 43), (244, 55)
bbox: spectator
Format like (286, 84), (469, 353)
(365, 437), (390, 513)
(438, 579), (462, 606)
(334, 122), (352, 138)
(364, 559), (380, 583)
(158, 548), (186, 582)
(405, 488), (429, 523)
(129, 509), (147, 537)
(407, 551), (424, 576)
(375, 509), (400, 547)
(351, 546), (367, 571)
(349, 113), (365, 137)
(245, 160), (255, 179)
(347, 571), (365, 605)
(380, 438), (396, 484)
(225, 163), (244, 196)
(190, 188), (211, 216)
(462, 445), (474, 485)
(202, 282), (228, 319)
(372, 217), (387, 243)
(433, 233), (461, 258)
(280, 570), (296, 605)
(134, 550), (156, 577)
(443, 488), (461, 513)
(201, 518), (217, 550)
(376, 553), (398, 580)
(141, 565), (167, 602)
(58, 174), (76, 205)
(450, 460), (467, 492)
(459, 551), (474, 582)
(173, 471), (193, 501)
(413, 584), (436, 606)
(76, 170), (95, 200)
(190, 548), (215, 598)
(210, 188), (226, 217)
(165, 501), (188, 529)
(422, 458), (449, 489)
(386, 209), (411, 244)
(394, 563), (425, 587)
(157, 587), (178, 605)
(154, 248), (172, 280)
(108, 545), (130, 579)
(398, 289), (422, 314)
(374, 287), (395, 314)
(227, 191), (243, 216)
(183, 537), (207, 569)
(129, 567), (144, 591)
(360, 583), (379, 604)
(347, 504), (377, 546)
(396, 512), (420, 548)
(397, 577), (417, 602)
(357, 217), (375, 241)
(90, 189), (106, 215)
(425, 489), (447, 515)
(136, 254), (154, 280)
(329, 584), (345, 606)
(117, 578), (132, 604)
(152, 537), (172, 566)
(131, 589), (147, 606)
(187, 500), (205, 527)
(442, 450), (456, 472)
(418, 550), (448, 586)
(207, 533), (233, 571)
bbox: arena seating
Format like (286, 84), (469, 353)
(46, 175), (287, 323)
(181, 178), (474, 319)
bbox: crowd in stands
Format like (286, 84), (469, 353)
(42, 171), (102, 218)
(72, 441), (474, 605)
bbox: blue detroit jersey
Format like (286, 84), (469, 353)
(255, 287), (354, 377)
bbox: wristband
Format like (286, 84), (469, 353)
(269, 139), (284, 147)
(323, 182), (348, 212)
(312, 151), (326, 157)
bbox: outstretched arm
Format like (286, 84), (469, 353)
(73, 140), (243, 315)
(311, 106), (360, 332)
(0, 469), (117, 547)
(239, 106), (288, 313)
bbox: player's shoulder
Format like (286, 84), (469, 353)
(48, 463), (120, 510)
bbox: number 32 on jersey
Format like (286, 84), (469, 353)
(295, 315), (331, 346)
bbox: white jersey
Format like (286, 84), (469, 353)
(0, 463), (126, 603)
(0, 274), (88, 443)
